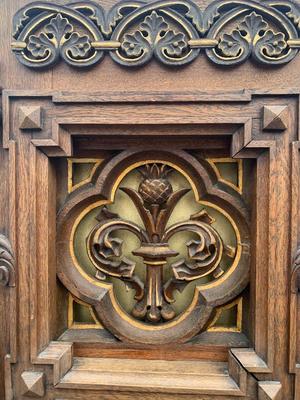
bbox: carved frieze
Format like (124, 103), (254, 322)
(11, 0), (300, 68)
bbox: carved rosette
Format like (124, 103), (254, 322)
(57, 151), (250, 344)
(11, 0), (300, 68)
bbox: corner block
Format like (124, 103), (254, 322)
(262, 105), (288, 131)
(258, 381), (282, 400)
(20, 371), (45, 398)
(19, 106), (42, 130)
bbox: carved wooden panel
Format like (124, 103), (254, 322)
(0, 89), (296, 399)
(1, 0), (300, 399)
(57, 152), (250, 344)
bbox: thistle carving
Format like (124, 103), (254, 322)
(87, 164), (233, 323)
(11, 0), (300, 68)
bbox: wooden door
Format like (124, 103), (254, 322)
(2, 0), (300, 399)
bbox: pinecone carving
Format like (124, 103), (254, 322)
(138, 164), (173, 206)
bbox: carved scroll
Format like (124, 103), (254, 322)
(0, 234), (15, 287)
(11, 0), (300, 68)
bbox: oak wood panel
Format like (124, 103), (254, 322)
(0, 1), (300, 398)
(1, 90), (297, 399)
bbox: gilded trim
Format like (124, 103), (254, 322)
(207, 158), (243, 194)
(67, 158), (103, 193)
(68, 293), (103, 329)
(208, 296), (243, 332)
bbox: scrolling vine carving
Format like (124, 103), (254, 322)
(11, 0), (300, 68)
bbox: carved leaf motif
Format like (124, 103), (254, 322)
(257, 30), (287, 56)
(286, 5), (300, 28)
(218, 11), (268, 59)
(140, 11), (168, 43)
(216, 11), (288, 63)
(63, 32), (91, 58)
(105, 2), (144, 36)
(27, 13), (92, 62)
(122, 30), (150, 57)
(218, 30), (246, 57)
(121, 11), (187, 60)
(27, 33), (54, 58)
(45, 13), (73, 45)
(96, 207), (119, 221)
(238, 12), (268, 42)
(190, 7), (220, 34)
(93, 238), (136, 278)
(98, 233), (123, 259)
(187, 239), (214, 261)
(121, 11), (169, 58)
(157, 31), (187, 57)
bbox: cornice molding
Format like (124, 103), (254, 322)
(11, 0), (300, 68)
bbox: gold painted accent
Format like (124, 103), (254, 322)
(70, 159), (242, 331)
(67, 158), (103, 193)
(91, 41), (121, 49)
(225, 245), (236, 258)
(287, 39), (300, 48)
(68, 293), (103, 329)
(188, 39), (218, 48)
(144, 260), (167, 266)
(208, 297), (243, 332)
(207, 158), (243, 194)
(11, 41), (27, 50)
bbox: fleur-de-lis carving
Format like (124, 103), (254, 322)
(87, 164), (235, 324)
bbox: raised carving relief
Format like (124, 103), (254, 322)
(11, 0), (300, 68)
(88, 163), (232, 323)
(0, 234), (15, 287)
(57, 151), (250, 344)
(19, 105), (42, 130)
(263, 105), (289, 131)
(20, 371), (45, 398)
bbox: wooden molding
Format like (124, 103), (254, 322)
(2, 89), (296, 397)
(258, 381), (282, 400)
(231, 348), (271, 374)
(35, 342), (73, 386)
(56, 356), (246, 395)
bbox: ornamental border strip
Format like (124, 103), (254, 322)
(11, 0), (300, 68)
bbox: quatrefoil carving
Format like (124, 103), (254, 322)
(57, 150), (250, 344)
